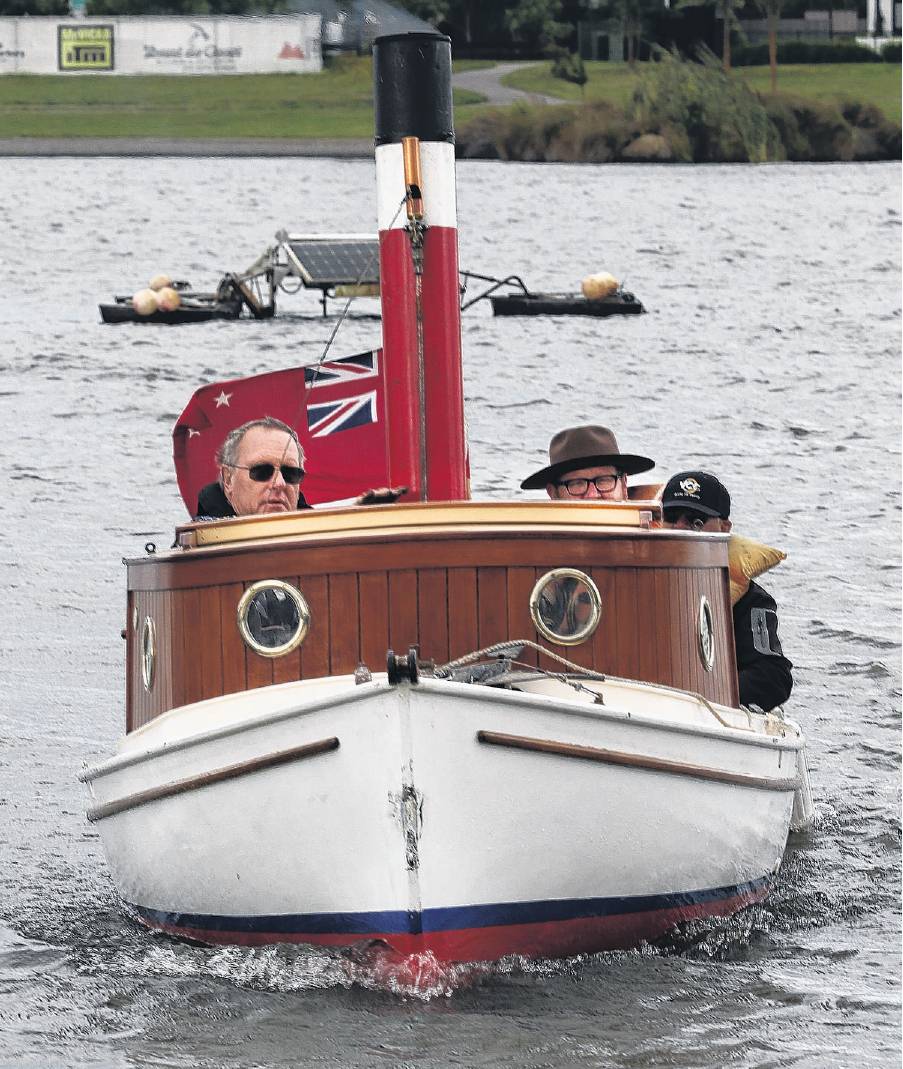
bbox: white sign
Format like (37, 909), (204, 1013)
(0, 16), (322, 75)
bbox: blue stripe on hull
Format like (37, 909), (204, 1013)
(133, 876), (771, 936)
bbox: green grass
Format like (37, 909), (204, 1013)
(0, 54), (485, 138)
(502, 60), (642, 108)
(1, 54), (896, 138)
(737, 64), (902, 124)
(503, 59), (902, 124)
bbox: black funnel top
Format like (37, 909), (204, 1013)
(373, 33), (454, 146)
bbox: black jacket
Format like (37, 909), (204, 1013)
(194, 481), (312, 520)
(733, 579), (793, 711)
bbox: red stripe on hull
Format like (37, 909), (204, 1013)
(137, 886), (768, 964)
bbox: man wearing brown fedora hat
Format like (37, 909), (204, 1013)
(520, 425), (655, 501)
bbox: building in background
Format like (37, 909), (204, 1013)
(285, 1), (436, 54)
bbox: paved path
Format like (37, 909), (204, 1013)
(0, 64), (558, 157)
(451, 61), (559, 106)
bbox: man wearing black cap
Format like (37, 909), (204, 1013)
(661, 471), (793, 712)
(520, 425), (655, 502)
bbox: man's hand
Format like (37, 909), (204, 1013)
(354, 486), (409, 506)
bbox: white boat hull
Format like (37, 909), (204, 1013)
(81, 675), (806, 961)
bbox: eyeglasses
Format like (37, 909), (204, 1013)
(230, 463), (305, 485)
(663, 507), (708, 531)
(556, 474), (622, 496)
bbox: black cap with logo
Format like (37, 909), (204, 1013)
(661, 471), (731, 519)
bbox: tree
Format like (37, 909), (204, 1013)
(613, 0), (648, 66)
(756, 0), (784, 92)
(505, 0), (570, 54)
(678, 0), (746, 71)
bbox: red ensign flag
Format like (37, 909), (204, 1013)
(173, 351), (390, 515)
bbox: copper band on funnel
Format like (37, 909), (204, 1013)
(402, 136), (424, 221)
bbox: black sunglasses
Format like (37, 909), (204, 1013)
(663, 507), (708, 530)
(231, 462), (305, 485)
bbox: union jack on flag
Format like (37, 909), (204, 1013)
(305, 351), (379, 388)
(307, 390), (378, 438)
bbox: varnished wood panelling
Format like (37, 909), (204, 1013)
(388, 569), (419, 656)
(126, 529), (739, 728)
(359, 571), (390, 671)
(506, 567), (539, 667)
(652, 569), (675, 688)
(328, 573), (360, 676)
(477, 567), (508, 650)
(417, 569), (449, 665)
(299, 575), (330, 680)
(634, 568), (660, 686)
(447, 568), (478, 663)
(220, 582), (247, 698)
(129, 532), (726, 592)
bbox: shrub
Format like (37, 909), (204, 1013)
(546, 101), (638, 162)
(550, 49), (588, 91)
(733, 40), (883, 66)
(762, 94), (854, 160)
(456, 104), (577, 162)
(839, 99), (902, 157)
(881, 40), (902, 62)
(630, 49), (782, 162)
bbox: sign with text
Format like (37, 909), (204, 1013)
(58, 24), (113, 70)
(1, 16), (321, 75)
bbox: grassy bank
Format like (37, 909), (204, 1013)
(503, 61), (902, 125)
(460, 54), (900, 163)
(0, 55), (486, 139)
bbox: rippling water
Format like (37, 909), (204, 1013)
(0, 158), (899, 1068)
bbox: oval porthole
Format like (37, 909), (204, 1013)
(141, 616), (156, 692)
(697, 595), (715, 672)
(237, 580), (310, 658)
(530, 568), (602, 647)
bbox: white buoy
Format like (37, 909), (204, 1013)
(149, 274), (172, 291)
(132, 289), (159, 316)
(581, 272), (619, 300)
(155, 286), (181, 312)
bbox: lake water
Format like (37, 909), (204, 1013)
(0, 157), (900, 1068)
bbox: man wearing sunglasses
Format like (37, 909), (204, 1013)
(661, 470), (793, 712)
(196, 417), (312, 519)
(520, 425), (655, 501)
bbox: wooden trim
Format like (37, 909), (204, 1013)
(476, 731), (798, 793)
(173, 500), (657, 550)
(86, 736), (339, 823)
(129, 531), (727, 592)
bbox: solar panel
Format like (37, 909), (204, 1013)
(281, 234), (380, 289)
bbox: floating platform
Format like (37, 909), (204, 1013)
(490, 290), (644, 317)
(99, 294), (243, 325)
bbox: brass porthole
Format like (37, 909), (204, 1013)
(697, 595), (715, 672)
(530, 568), (602, 647)
(237, 580), (310, 658)
(141, 616), (156, 692)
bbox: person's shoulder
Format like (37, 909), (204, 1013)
(195, 481), (235, 519)
(740, 579), (778, 611)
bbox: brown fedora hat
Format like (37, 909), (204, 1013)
(520, 425), (655, 489)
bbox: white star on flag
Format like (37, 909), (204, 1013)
(214, 390), (232, 408)
(188, 429), (200, 438)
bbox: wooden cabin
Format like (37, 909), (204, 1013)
(124, 501), (739, 732)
